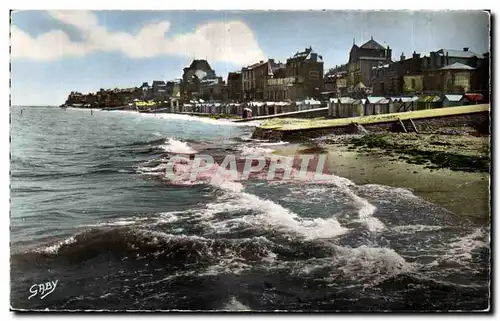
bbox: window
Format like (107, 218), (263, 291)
(309, 71), (319, 80)
(411, 78), (416, 88)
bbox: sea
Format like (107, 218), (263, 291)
(10, 106), (490, 311)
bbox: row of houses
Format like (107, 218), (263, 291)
(63, 37), (489, 108)
(226, 47), (324, 103)
(322, 38), (489, 100)
(328, 93), (485, 118)
(180, 41), (489, 104)
(140, 80), (181, 101)
(176, 39), (488, 104)
(64, 87), (143, 108)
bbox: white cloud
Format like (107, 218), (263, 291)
(11, 10), (266, 65)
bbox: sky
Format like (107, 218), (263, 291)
(10, 10), (490, 106)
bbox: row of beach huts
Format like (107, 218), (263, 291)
(328, 93), (484, 118)
(171, 99), (323, 117)
(133, 93), (484, 119)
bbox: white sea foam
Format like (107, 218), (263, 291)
(201, 258), (252, 276)
(221, 297), (251, 311)
(257, 141), (289, 146)
(155, 212), (180, 225)
(36, 236), (77, 254)
(285, 186), (334, 203)
(443, 228), (489, 264)
(347, 190), (383, 232)
(392, 225), (443, 234)
(202, 189), (349, 240)
(160, 138), (196, 154)
(136, 163), (168, 176)
(357, 184), (417, 199)
(333, 245), (412, 283)
(294, 244), (412, 287)
(83, 216), (151, 227)
(135, 230), (207, 245)
(216, 180), (245, 193)
(96, 220), (137, 226)
(237, 145), (275, 156)
(295, 174), (382, 232)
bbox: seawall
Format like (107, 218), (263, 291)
(233, 107), (329, 122)
(252, 105), (490, 142)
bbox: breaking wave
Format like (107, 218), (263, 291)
(20, 228), (279, 266)
(160, 138), (197, 154)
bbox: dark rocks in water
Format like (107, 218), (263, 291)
(300, 146), (328, 154)
(353, 123), (369, 135)
(347, 134), (490, 173)
(251, 128), (283, 142)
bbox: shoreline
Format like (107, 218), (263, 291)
(274, 142), (490, 225)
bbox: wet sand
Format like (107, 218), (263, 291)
(275, 143), (490, 225)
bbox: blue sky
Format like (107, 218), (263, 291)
(11, 10), (490, 106)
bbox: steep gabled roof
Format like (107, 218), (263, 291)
(464, 93), (484, 101)
(305, 51), (323, 62)
(293, 47), (312, 59)
(289, 47), (323, 62)
(339, 97), (355, 104)
(360, 38), (385, 50)
(354, 82), (366, 89)
(244, 60), (268, 70)
(367, 96), (386, 104)
(440, 62), (475, 70)
(418, 95), (441, 103)
(188, 59), (213, 71)
(444, 94), (464, 102)
(437, 49), (483, 59)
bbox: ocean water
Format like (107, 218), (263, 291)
(10, 106), (490, 311)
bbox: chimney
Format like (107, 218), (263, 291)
(400, 52), (405, 61)
(412, 51), (420, 59)
(463, 47), (469, 52)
